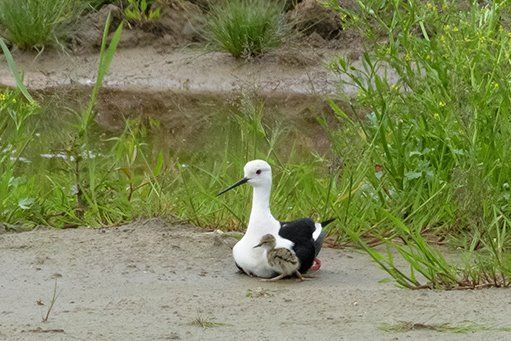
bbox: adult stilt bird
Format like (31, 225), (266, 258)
(218, 160), (334, 278)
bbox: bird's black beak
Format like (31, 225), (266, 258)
(217, 177), (249, 196)
(253, 242), (262, 248)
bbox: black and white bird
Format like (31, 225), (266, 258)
(217, 159), (334, 278)
(254, 234), (304, 281)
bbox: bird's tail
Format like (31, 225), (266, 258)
(313, 218), (335, 240)
(313, 230), (326, 257)
(312, 218), (335, 257)
(320, 218), (336, 227)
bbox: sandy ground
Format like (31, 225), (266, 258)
(1, 219), (510, 340)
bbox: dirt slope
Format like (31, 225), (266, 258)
(1, 219), (510, 340)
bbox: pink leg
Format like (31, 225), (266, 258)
(310, 258), (322, 272)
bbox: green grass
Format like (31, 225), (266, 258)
(0, 14), (143, 228)
(322, 0), (511, 288)
(0, 39), (35, 103)
(0, 0), (85, 50)
(206, 0), (288, 58)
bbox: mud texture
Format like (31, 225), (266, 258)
(0, 47), (346, 97)
(1, 219), (510, 340)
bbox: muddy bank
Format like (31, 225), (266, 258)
(1, 220), (510, 340)
(0, 47), (349, 97)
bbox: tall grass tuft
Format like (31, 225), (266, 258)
(0, 0), (83, 50)
(206, 0), (287, 58)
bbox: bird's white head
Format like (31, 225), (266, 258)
(217, 159), (272, 196)
(243, 159), (272, 188)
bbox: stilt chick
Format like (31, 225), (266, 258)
(254, 234), (304, 281)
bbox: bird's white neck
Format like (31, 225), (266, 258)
(246, 185), (277, 236)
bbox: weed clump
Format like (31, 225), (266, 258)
(124, 0), (161, 25)
(0, 0), (83, 50)
(206, 0), (287, 58)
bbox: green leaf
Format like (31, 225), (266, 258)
(81, 14), (123, 135)
(0, 39), (36, 104)
(149, 8), (161, 20)
(153, 152), (164, 177)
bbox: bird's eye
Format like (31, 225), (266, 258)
(256, 169), (262, 175)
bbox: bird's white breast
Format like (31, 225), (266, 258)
(232, 220), (294, 278)
(233, 238), (274, 277)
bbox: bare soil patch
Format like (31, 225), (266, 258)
(1, 219), (510, 340)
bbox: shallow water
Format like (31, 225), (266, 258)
(29, 87), (338, 165)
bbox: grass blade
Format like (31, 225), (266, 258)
(0, 38), (36, 104)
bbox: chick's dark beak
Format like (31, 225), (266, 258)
(253, 242), (263, 248)
(217, 177), (249, 196)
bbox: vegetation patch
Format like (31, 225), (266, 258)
(190, 310), (229, 329)
(206, 0), (288, 58)
(0, 16), (138, 228)
(124, 0), (161, 25)
(0, 0), (84, 50)
(323, 0), (511, 288)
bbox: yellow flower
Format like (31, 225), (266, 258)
(493, 82), (499, 89)
(434, 112), (440, 119)
(0, 93), (6, 101)
(453, 27), (459, 33)
(439, 101), (446, 107)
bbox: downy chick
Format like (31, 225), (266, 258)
(254, 234), (304, 281)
